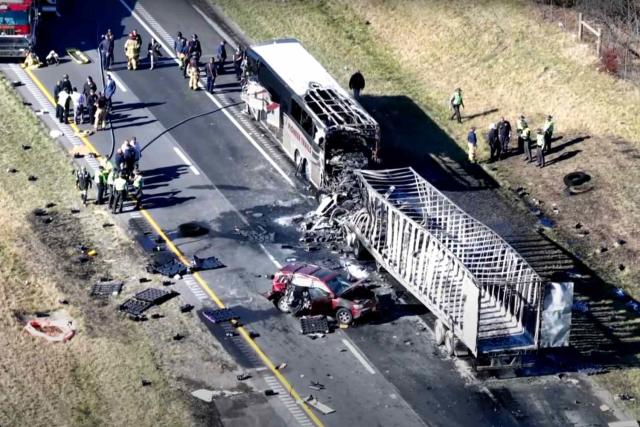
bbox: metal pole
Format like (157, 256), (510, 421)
(596, 27), (602, 57)
(577, 12), (583, 41)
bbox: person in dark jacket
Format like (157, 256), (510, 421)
(60, 74), (72, 93)
(188, 34), (202, 62)
(497, 117), (511, 159)
(216, 40), (227, 73)
(349, 70), (365, 98)
(487, 123), (500, 162)
(467, 126), (477, 163)
(82, 76), (97, 99)
(174, 31), (188, 77)
(205, 57), (217, 93)
(86, 89), (98, 125)
(53, 80), (62, 101)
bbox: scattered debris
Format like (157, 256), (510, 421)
(141, 379), (152, 387)
(564, 171), (591, 187)
(7, 167), (17, 173)
(300, 395), (335, 415)
(27, 175), (38, 182)
(139, 277), (151, 283)
(599, 404), (610, 412)
(102, 222), (114, 227)
(49, 129), (62, 138)
(309, 381), (325, 391)
(190, 255), (225, 271)
(147, 255), (189, 277)
(180, 304), (194, 313)
(192, 389), (215, 402)
(619, 264), (626, 272)
(129, 314), (148, 322)
(202, 308), (238, 324)
(252, 212), (263, 218)
(264, 389), (278, 396)
(300, 316), (330, 335)
(276, 363), (287, 370)
(33, 208), (48, 217)
(120, 299), (153, 316)
(173, 333), (185, 341)
(234, 225), (276, 243)
(236, 373), (251, 381)
(90, 280), (123, 298)
(21, 144), (31, 150)
(24, 317), (75, 343)
(615, 239), (627, 247)
(135, 288), (176, 305)
(44, 202), (56, 208)
(178, 222), (209, 237)
(151, 313), (164, 319)
(618, 394), (636, 402)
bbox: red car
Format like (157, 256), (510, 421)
(268, 263), (377, 326)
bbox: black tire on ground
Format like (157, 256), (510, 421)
(353, 239), (370, 261)
(336, 307), (353, 326)
(444, 330), (456, 357)
(178, 222), (209, 237)
(434, 319), (446, 346)
(563, 171), (591, 187)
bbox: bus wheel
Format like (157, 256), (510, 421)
(295, 151), (308, 179)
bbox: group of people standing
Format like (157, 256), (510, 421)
(466, 112), (555, 168)
(54, 73), (117, 132)
(173, 31), (246, 93)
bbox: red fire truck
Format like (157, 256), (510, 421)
(0, 0), (39, 57)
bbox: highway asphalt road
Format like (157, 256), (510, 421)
(3, 0), (630, 426)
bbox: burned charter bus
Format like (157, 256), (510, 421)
(242, 39), (380, 188)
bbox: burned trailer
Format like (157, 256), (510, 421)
(345, 168), (573, 369)
(242, 39), (380, 188)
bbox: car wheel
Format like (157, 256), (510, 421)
(276, 296), (290, 313)
(434, 319), (446, 346)
(444, 330), (456, 357)
(336, 307), (353, 326)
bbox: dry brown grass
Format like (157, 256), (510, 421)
(0, 76), (236, 426)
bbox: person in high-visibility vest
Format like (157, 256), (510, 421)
(543, 115), (555, 153)
(107, 167), (117, 209)
(112, 172), (128, 214)
(449, 88), (464, 124)
(536, 128), (546, 168)
(187, 57), (199, 90)
(94, 166), (106, 205)
(516, 115), (527, 153)
(132, 170), (144, 209)
(522, 126), (533, 163)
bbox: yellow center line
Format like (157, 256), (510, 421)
(23, 67), (324, 427)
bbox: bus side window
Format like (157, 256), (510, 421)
(301, 112), (314, 137)
(291, 100), (302, 123)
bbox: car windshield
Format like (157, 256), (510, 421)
(0, 12), (29, 26)
(325, 275), (352, 296)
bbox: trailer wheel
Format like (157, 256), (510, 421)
(444, 331), (456, 357)
(434, 320), (446, 346)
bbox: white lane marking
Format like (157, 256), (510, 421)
(192, 4), (239, 50)
(259, 243), (282, 269)
(173, 146), (201, 175)
(107, 71), (128, 93)
(117, 0), (295, 188)
(342, 338), (376, 375)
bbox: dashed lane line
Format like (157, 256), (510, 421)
(341, 338), (376, 375)
(173, 146), (201, 175)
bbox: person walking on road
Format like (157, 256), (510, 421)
(112, 172), (128, 214)
(349, 70), (365, 99)
(487, 123), (500, 162)
(174, 32), (188, 77)
(216, 40), (227, 73)
(94, 92), (108, 131)
(147, 38), (162, 70)
(543, 115), (554, 153)
(536, 128), (546, 168)
(450, 88), (464, 124)
(124, 31), (141, 70)
(233, 47), (243, 80)
(104, 73), (117, 111)
(60, 74), (72, 93)
(516, 115), (528, 153)
(86, 89), (98, 127)
(522, 125), (533, 162)
(56, 87), (71, 124)
(188, 34), (202, 63)
(70, 87), (86, 124)
(132, 170), (144, 209)
(187, 57), (199, 90)
(498, 117), (511, 158)
(467, 126), (477, 163)
(94, 165), (107, 205)
(75, 166), (92, 205)
(83, 76), (97, 99)
(205, 57), (217, 93)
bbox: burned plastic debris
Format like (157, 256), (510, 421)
(202, 308), (238, 324)
(120, 288), (177, 316)
(90, 280), (123, 298)
(190, 255), (225, 271)
(120, 299), (153, 316)
(147, 255), (189, 277)
(300, 315), (330, 335)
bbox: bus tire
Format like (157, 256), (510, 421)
(353, 239), (369, 260)
(444, 330), (456, 357)
(434, 319), (446, 346)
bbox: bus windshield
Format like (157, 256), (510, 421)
(0, 11), (29, 26)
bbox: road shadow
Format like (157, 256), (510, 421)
(360, 94), (499, 192)
(112, 101), (166, 112)
(546, 149), (581, 166)
(143, 164), (190, 186)
(141, 190), (195, 210)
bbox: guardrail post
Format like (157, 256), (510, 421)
(577, 12), (583, 41)
(596, 27), (602, 57)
